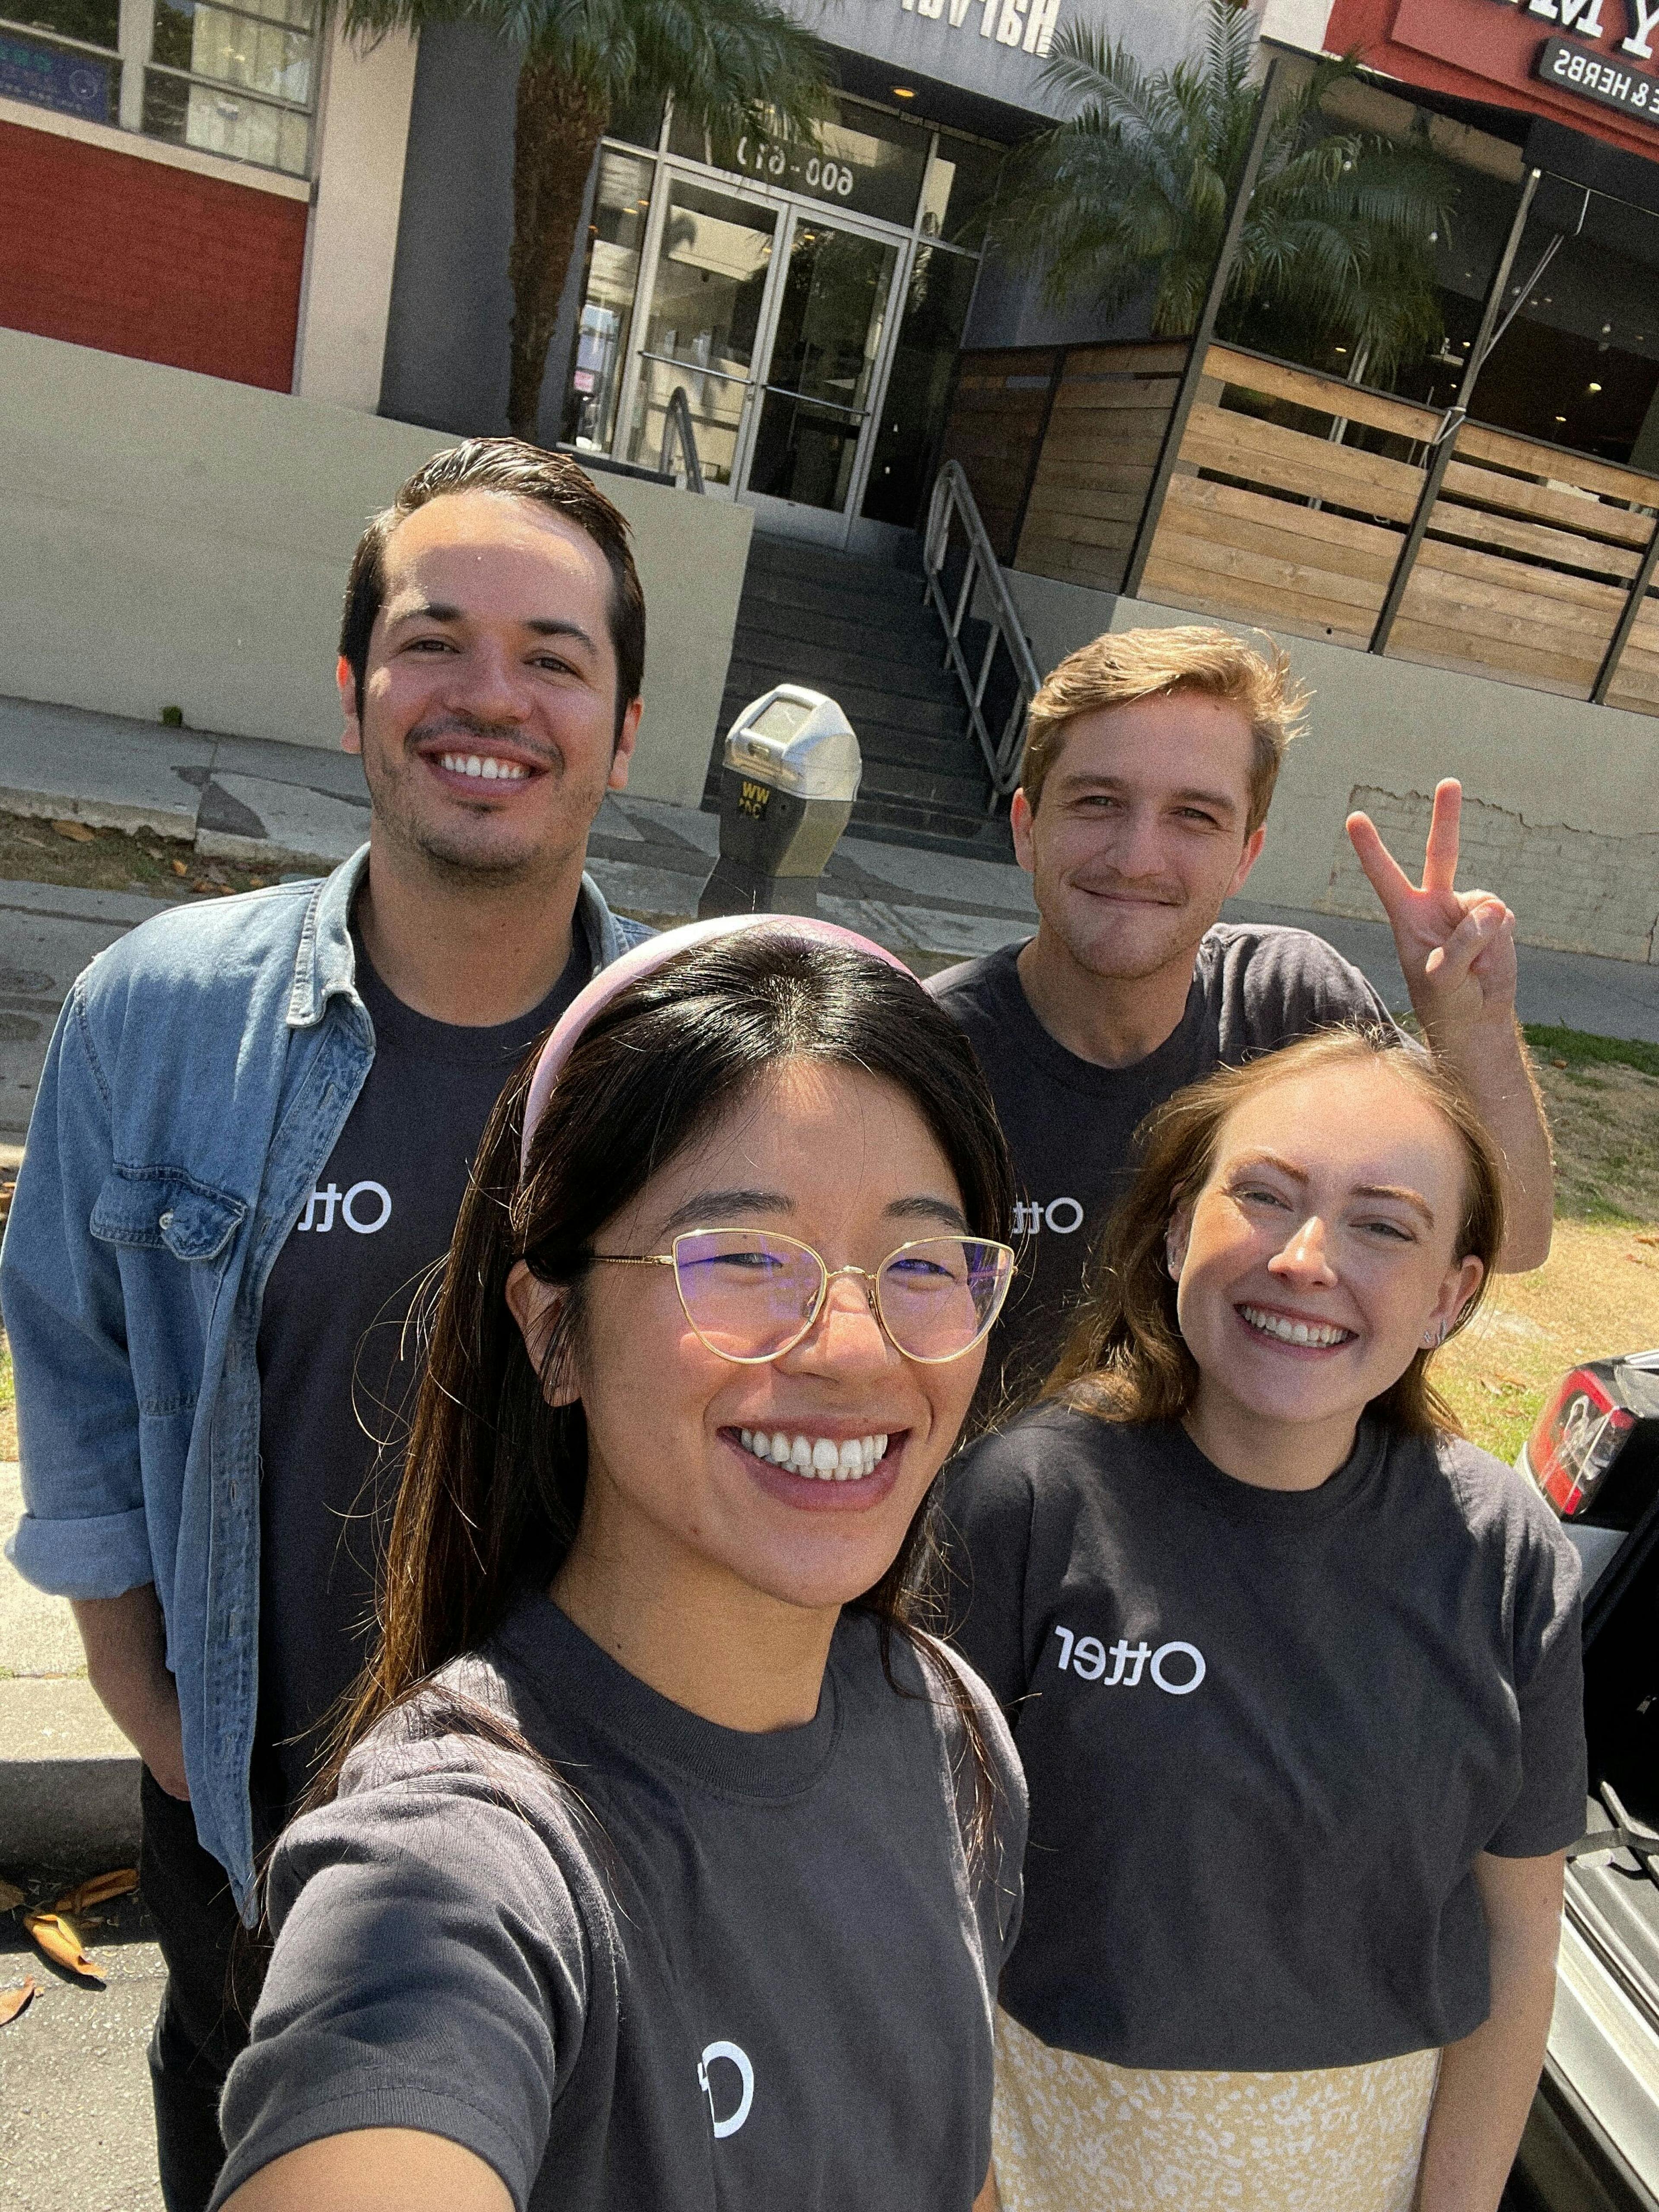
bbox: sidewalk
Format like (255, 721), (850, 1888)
(4, 693), (1659, 1036)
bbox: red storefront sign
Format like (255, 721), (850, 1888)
(1297, 0), (1659, 156)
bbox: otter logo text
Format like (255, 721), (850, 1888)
(1052, 1624), (1206, 1695)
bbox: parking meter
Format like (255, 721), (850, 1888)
(698, 686), (861, 920)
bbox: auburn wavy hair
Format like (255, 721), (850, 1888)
(1045, 1027), (1505, 1436)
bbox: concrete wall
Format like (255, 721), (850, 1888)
(293, 23), (420, 412)
(1006, 570), (1659, 964)
(0, 328), (752, 810)
(378, 22), (589, 445)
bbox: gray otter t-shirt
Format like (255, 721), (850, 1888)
(942, 1409), (1586, 2072)
(928, 924), (1391, 1411)
(216, 1597), (1026, 2212)
(252, 930), (589, 1816)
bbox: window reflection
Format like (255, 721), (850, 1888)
(567, 149), (655, 453)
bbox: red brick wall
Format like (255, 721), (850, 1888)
(0, 118), (308, 389)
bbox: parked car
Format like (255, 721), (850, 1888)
(1506, 1353), (1659, 2212)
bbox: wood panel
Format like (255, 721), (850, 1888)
(1204, 344), (1441, 444)
(1455, 421), (1659, 510)
(938, 346), (1066, 559)
(1439, 457), (1653, 548)
(1179, 404), (1425, 523)
(1008, 339), (1187, 591)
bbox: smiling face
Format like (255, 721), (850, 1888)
(1167, 1059), (1486, 1471)
(1012, 691), (1265, 984)
(339, 488), (640, 882)
(515, 1058), (986, 1617)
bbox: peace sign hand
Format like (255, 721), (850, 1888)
(1344, 779), (1519, 1045)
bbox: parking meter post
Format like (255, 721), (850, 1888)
(698, 687), (861, 920)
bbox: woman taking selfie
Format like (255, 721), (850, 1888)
(212, 916), (1024, 2212)
(946, 1028), (1585, 2212)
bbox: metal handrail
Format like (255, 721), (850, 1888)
(922, 461), (1043, 800)
(658, 386), (706, 495)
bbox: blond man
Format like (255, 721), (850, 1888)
(928, 625), (1552, 1411)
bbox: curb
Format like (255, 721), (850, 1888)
(0, 1677), (141, 1868)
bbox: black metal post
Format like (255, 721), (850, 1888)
(1121, 58), (1283, 602)
(1592, 513), (1659, 705)
(1368, 168), (1542, 657)
(1007, 346), (1067, 566)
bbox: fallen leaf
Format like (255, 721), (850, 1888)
(51, 819), (96, 843)
(170, 858), (188, 878)
(248, 875), (268, 889)
(190, 880), (216, 895)
(0, 1977), (37, 2025)
(52, 1868), (137, 1916)
(1551, 1057), (1568, 1068)
(23, 1911), (101, 1981)
(0, 1877), (23, 1912)
(1637, 1235), (1659, 1249)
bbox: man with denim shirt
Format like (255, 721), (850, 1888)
(1, 440), (653, 2211)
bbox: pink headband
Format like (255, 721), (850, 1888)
(519, 913), (915, 1174)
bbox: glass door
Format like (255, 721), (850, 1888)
(739, 210), (903, 545)
(620, 178), (783, 493)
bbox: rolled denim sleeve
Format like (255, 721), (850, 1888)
(2, 982), (151, 1600)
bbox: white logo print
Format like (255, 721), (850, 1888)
(1052, 1623), (1206, 1694)
(1012, 1196), (1084, 1236)
(295, 1180), (392, 1235)
(698, 2041), (755, 2139)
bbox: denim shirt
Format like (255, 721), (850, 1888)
(1, 846), (649, 1914)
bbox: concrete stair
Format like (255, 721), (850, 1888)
(709, 534), (1015, 858)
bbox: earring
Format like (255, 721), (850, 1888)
(1422, 1321), (1446, 1349)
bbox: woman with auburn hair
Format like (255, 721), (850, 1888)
(211, 916), (1025, 2212)
(944, 1028), (1586, 2212)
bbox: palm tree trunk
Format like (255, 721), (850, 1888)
(508, 54), (609, 442)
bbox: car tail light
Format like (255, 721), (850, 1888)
(1528, 1368), (1636, 1517)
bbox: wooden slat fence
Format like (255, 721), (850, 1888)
(1014, 343), (1188, 591)
(1140, 343), (1437, 648)
(937, 341), (1187, 577)
(938, 349), (1064, 563)
(1132, 342), (1659, 710)
(941, 334), (1659, 718)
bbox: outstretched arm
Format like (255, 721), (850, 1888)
(1347, 781), (1552, 1271)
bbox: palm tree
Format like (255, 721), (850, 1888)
(991, 0), (1455, 380)
(342, 0), (833, 437)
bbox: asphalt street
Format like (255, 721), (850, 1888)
(0, 1876), (165, 2212)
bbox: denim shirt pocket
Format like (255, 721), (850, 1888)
(90, 1168), (247, 1263)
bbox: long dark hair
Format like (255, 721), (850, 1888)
(315, 932), (1014, 1810)
(1046, 1027), (1504, 1434)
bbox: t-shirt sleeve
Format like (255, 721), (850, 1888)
(1229, 927), (1401, 1054)
(212, 1729), (601, 2212)
(937, 1439), (1039, 1712)
(1486, 1511), (1588, 1858)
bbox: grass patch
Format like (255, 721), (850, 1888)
(0, 812), (280, 902)
(1525, 1023), (1659, 1081)
(1435, 1040), (1659, 1457)
(1437, 1219), (1659, 1461)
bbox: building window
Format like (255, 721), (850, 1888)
(567, 146), (655, 452)
(0, 0), (316, 175)
(0, 0), (120, 125)
(144, 0), (315, 175)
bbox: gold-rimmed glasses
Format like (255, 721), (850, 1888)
(589, 1227), (1015, 1365)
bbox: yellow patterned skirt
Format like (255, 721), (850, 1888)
(992, 2007), (1440, 2212)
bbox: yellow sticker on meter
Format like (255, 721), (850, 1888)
(738, 780), (771, 818)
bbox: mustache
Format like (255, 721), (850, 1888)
(408, 712), (554, 763)
(1074, 873), (1188, 906)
